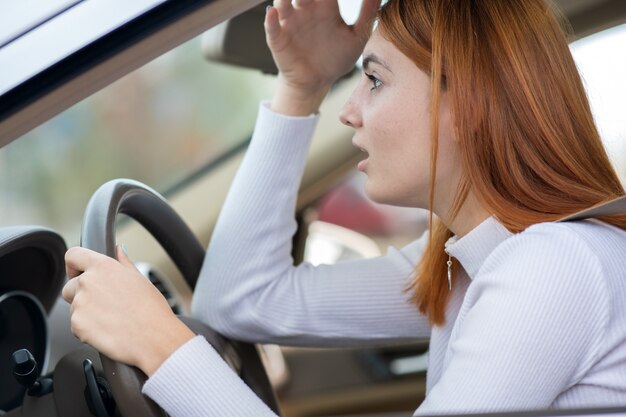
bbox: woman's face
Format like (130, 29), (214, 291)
(340, 30), (460, 213)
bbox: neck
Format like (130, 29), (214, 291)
(438, 190), (491, 238)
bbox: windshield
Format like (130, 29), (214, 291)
(0, 35), (276, 245)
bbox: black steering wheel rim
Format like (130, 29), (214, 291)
(81, 178), (280, 416)
(81, 179), (205, 289)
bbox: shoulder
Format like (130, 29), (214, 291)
(476, 220), (616, 309)
(484, 220), (620, 276)
(456, 221), (620, 391)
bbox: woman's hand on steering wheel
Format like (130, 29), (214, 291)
(62, 245), (195, 376)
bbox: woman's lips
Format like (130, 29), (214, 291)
(356, 147), (369, 172)
(353, 140), (369, 172)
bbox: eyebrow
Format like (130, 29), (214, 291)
(362, 53), (392, 73)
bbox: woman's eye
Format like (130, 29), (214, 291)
(365, 73), (382, 91)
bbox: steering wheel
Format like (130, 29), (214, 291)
(80, 178), (280, 417)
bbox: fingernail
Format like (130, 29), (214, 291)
(121, 244), (128, 255)
(266, 5), (272, 13)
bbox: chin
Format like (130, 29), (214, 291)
(365, 182), (427, 209)
(365, 185), (406, 207)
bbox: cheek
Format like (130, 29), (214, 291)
(362, 89), (437, 205)
(371, 118), (434, 205)
(398, 134), (432, 190)
(389, 109), (432, 176)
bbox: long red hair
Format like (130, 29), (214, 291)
(377, 0), (626, 325)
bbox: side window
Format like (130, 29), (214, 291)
(571, 23), (626, 185)
(304, 172), (429, 265)
(0, 37), (275, 246)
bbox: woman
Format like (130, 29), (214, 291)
(63, 0), (626, 415)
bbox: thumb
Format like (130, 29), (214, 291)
(116, 244), (138, 270)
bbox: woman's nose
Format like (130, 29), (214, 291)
(339, 97), (361, 128)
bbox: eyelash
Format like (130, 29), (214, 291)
(365, 73), (382, 91)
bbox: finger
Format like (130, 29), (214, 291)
(62, 276), (79, 303)
(354, 0), (381, 36)
(65, 247), (104, 278)
(293, 0), (313, 9)
(116, 244), (139, 272)
(65, 247), (87, 278)
(273, 0), (294, 18)
(68, 299), (87, 342)
(265, 5), (281, 44)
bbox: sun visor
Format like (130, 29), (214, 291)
(0, 226), (67, 314)
(202, 2), (278, 74)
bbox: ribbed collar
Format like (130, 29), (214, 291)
(444, 217), (513, 280)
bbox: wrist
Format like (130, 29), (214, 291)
(271, 76), (332, 116)
(138, 318), (195, 377)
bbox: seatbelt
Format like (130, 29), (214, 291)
(558, 195), (626, 222)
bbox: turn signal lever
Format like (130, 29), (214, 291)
(83, 359), (116, 417)
(11, 348), (53, 396)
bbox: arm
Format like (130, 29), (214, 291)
(190, 0), (429, 346)
(143, 336), (279, 417)
(416, 224), (609, 414)
(192, 102), (431, 346)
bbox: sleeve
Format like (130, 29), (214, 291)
(191, 102), (431, 347)
(143, 336), (279, 417)
(415, 224), (610, 415)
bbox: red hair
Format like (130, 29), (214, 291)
(378, 0), (626, 325)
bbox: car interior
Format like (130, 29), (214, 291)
(0, 0), (625, 416)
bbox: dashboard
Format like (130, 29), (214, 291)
(0, 226), (66, 412)
(0, 225), (190, 415)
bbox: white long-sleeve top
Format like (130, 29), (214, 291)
(143, 103), (626, 416)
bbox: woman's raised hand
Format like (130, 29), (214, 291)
(266, 0), (380, 115)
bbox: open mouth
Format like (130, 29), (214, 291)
(357, 147), (369, 172)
